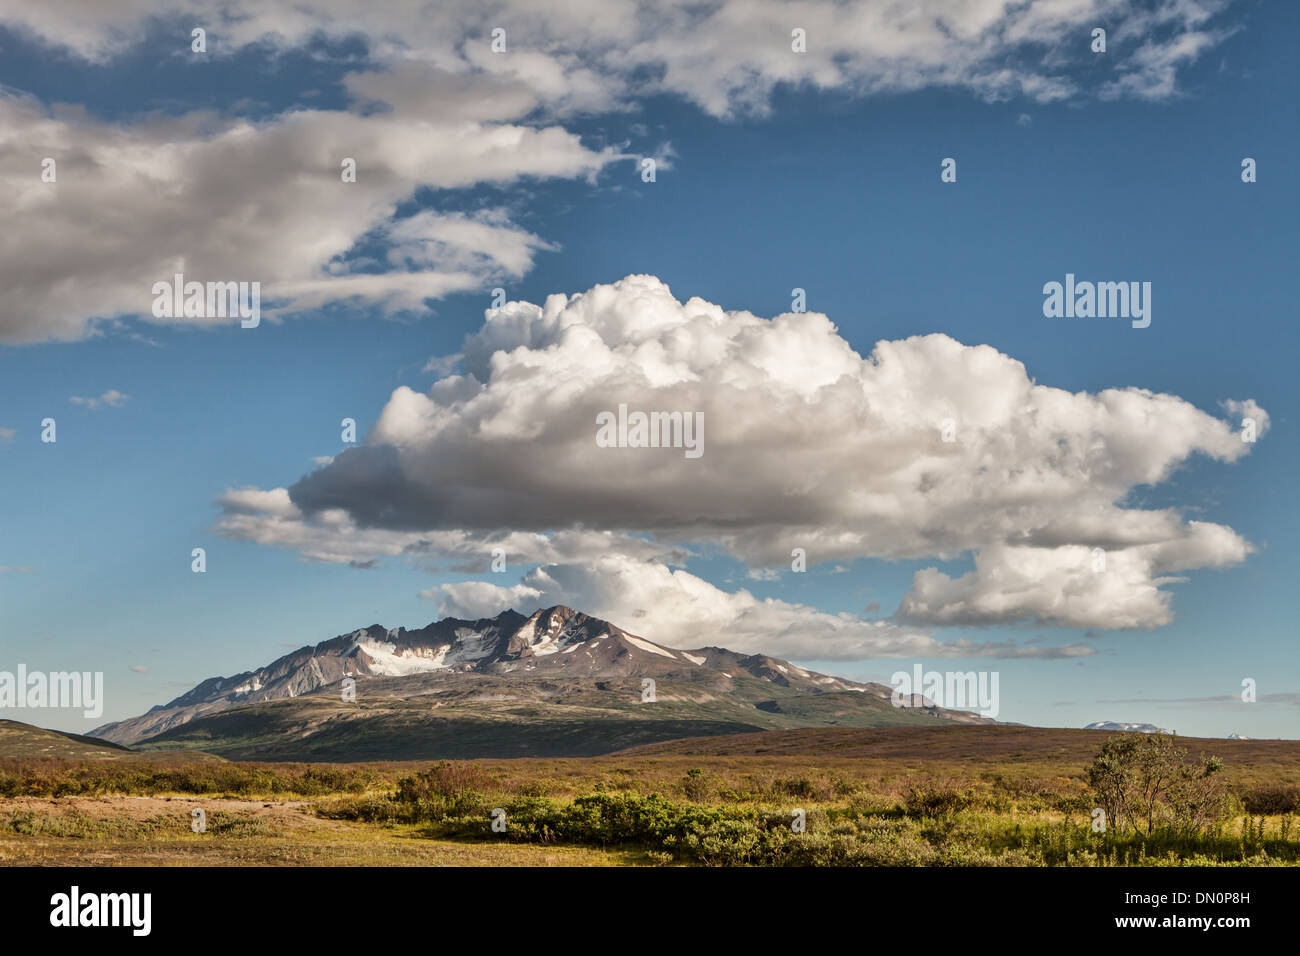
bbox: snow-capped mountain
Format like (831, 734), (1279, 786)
(1084, 721), (1174, 734)
(91, 605), (878, 745)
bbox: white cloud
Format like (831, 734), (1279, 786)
(0, 87), (614, 343)
(215, 485), (683, 569)
(219, 274), (1266, 632)
(1100, 22), (1238, 100)
(0, 1), (1235, 112)
(430, 554), (1095, 660)
(422, 353), (464, 376)
(0, 1), (1240, 344)
(897, 539), (1203, 630)
(69, 389), (129, 409)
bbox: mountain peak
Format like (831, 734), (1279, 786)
(535, 604), (576, 618)
(89, 605), (993, 750)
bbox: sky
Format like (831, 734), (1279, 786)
(0, 0), (1295, 739)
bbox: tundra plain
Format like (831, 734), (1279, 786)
(2, 725), (1297, 867)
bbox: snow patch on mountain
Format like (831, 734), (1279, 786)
(624, 635), (677, 659)
(354, 638), (449, 676)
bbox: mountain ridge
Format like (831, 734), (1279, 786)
(91, 605), (995, 756)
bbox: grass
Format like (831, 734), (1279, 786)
(0, 794), (647, 865)
(317, 779), (1300, 867)
(2, 727), (1297, 866)
(0, 758), (382, 798)
(0, 719), (219, 762)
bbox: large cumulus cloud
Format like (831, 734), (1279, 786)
(218, 274), (1267, 633)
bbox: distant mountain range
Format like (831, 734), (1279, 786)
(90, 606), (994, 760)
(1083, 721), (1173, 734)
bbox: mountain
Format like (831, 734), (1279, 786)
(1083, 721), (1173, 734)
(0, 718), (221, 762)
(0, 718), (135, 759)
(90, 606), (995, 760)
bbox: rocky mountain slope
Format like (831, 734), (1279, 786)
(91, 606), (994, 759)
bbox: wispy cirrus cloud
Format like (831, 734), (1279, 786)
(69, 389), (129, 409)
(0, 0), (1238, 113)
(1100, 693), (1300, 709)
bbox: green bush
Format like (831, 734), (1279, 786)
(771, 776), (821, 800)
(1087, 734), (1228, 836)
(904, 783), (975, 817)
(395, 762), (490, 803)
(0, 759), (377, 798)
(1240, 784), (1300, 815)
(681, 769), (711, 801)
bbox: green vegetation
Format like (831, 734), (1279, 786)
(1241, 784), (1300, 815)
(3, 728), (1298, 866)
(311, 742), (1300, 866)
(320, 780), (1299, 867)
(1086, 732), (1229, 836)
(0, 758), (379, 797)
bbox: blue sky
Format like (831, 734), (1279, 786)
(0, 0), (1295, 738)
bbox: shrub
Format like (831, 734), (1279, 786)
(681, 768), (710, 801)
(771, 776), (822, 800)
(0, 758), (379, 798)
(904, 783), (974, 817)
(395, 762), (489, 803)
(1087, 734), (1229, 836)
(1240, 784), (1300, 815)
